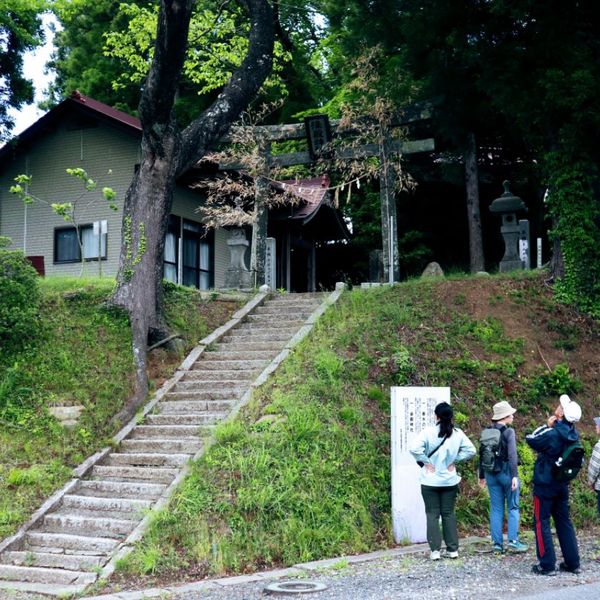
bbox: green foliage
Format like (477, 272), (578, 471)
(544, 153), (600, 318)
(103, 2), (290, 106)
(0, 0), (45, 138)
(0, 244), (40, 357)
(0, 277), (237, 539)
(525, 364), (583, 406)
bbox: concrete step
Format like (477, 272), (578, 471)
(182, 370), (256, 381)
(171, 379), (247, 392)
(1, 550), (104, 572)
(189, 359), (269, 371)
(220, 331), (295, 342)
(42, 513), (136, 538)
(24, 532), (120, 555)
(264, 299), (322, 308)
(244, 314), (307, 325)
(164, 389), (238, 401)
(201, 350), (277, 361)
(234, 320), (303, 331)
(0, 563), (96, 586)
(119, 437), (203, 453)
(158, 398), (235, 411)
(91, 465), (178, 484)
(146, 413), (225, 426)
(62, 494), (152, 516)
(74, 480), (166, 501)
(213, 340), (287, 352)
(129, 425), (201, 439)
(103, 452), (190, 468)
(254, 305), (316, 316)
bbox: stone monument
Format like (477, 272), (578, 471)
(224, 228), (254, 289)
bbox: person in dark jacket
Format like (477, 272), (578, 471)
(526, 394), (582, 576)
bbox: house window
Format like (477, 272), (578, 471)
(163, 216), (214, 289)
(54, 225), (107, 263)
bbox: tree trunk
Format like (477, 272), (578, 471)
(464, 132), (485, 273)
(110, 0), (275, 426)
(111, 145), (179, 422)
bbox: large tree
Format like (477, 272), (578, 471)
(0, 0), (45, 139)
(110, 0), (274, 422)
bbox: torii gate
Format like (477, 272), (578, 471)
(218, 103), (435, 287)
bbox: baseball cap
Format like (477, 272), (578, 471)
(559, 394), (581, 424)
(593, 416), (600, 427)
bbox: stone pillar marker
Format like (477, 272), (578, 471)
(489, 180), (528, 272)
(391, 386), (450, 544)
(224, 228), (254, 289)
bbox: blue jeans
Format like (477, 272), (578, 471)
(485, 462), (520, 546)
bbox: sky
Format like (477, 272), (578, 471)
(8, 14), (58, 137)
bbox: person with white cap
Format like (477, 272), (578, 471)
(587, 416), (600, 522)
(478, 401), (528, 553)
(526, 394), (582, 576)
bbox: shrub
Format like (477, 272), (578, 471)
(0, 239), (40, 358)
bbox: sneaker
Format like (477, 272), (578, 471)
(558, 562), (581, 574)
(532, 564), (556, 576)
(507, 540), (529, 553)
(430, 550), (441, 561)
(493, 544), (505, 554)
(447, 550), (459, 559)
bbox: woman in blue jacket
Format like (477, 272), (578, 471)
(410, 402), (476, 560)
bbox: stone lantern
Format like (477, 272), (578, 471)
(489, 181), (529, 272)
(224, 227), (254, 289)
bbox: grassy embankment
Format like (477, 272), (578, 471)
(0, 277), (239, 540)
(113, 272), (599, 588)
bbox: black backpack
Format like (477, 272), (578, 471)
(552, 440), (585, 483)
(479, 426), (506, 473)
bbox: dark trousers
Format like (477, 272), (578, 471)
(421, 484), (459, 552)
(533, 485), (580, 571)
(596, 490), (600, 518)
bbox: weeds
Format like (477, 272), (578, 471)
(0, 276), (239, 539)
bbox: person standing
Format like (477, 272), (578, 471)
(526, 394), (582, 576)
(587, 416), (600, 518)
(410, 402), (476, 561)
(478, 401), (529, 553)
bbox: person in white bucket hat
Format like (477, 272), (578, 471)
(478, 401), (528, 554)
(526, 394), (582, 576)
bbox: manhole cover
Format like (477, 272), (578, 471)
(264, 580), (328, 595)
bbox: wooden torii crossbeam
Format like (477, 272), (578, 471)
(213, 103), (435, 286)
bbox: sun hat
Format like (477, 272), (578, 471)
(559, 394), (581, 423)
(492, 401), (517, 421)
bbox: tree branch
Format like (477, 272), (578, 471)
(138, 0), (195, 145)
(177, 0), (275, 174)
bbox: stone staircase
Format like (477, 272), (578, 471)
(0, 291), (336, 596)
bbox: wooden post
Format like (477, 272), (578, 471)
(379, 128), (400, 283)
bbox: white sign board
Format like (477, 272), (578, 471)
(391, 386), (450, 544)
(519, 239), (528, 264)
